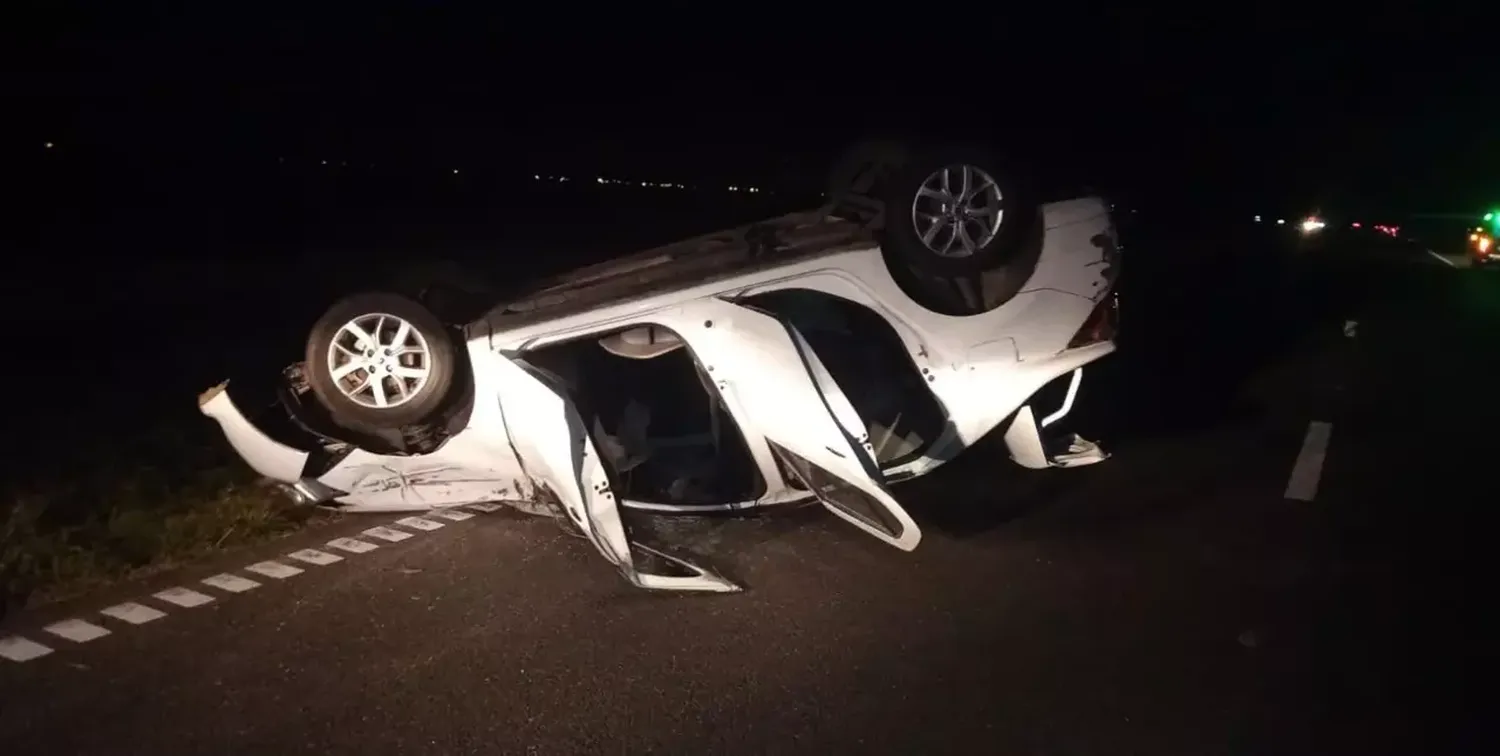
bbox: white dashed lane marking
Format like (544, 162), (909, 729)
(100, 602), (166, 625)
(153, 587), (216, 608)
(44, 619), (111, 643)
(327, 537), (379, 554)
(1285, 421), (1333, 501)
(363, 526), (414, 542)
(395, 516), (444, 531)
(202, 573), (261, 593)
(244, 561), (304, 579)
(287, 549), (343, 566)
(1, 636), (54, 662)
(4, 509), (502, 664)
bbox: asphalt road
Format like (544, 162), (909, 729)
(2, 235), (1494, 755)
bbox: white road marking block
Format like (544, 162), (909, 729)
(464, 502), (505, 513)
(44, 619), (111, 643)
(1426, 249), (1458, 268)
(287, 548), (343, 566)
(433, 508), (475, 521)
(327, 537), (379, 554)
(244, 561), (304, 579)
(363, 526), (414, 542)
(1285, 421), (1333, 501)
(153, 587), (215, 608)
(0, 635), (53, 662)
(202, 573), (260, 593)
(395, 516), (444, 531)
(100, 602), (166, 625)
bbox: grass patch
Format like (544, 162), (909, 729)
(1, 408), (331, 614)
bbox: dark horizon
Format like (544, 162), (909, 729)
(12, 8), (1499, 223)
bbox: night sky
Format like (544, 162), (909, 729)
(4, 3), (1498, 444)
(13, 6), (1498, 219)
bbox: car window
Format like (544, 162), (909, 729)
(768, 441), (906, 540)
(743, 289), (945, 467)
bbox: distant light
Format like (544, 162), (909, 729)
(1300, 217), (1326, 234)
(321, 160), (327, 165)
(597, 177), (606, 184)
(1486, 212), (1495, 221)
(1351, 222), (1361, 228)
(44, 141), (54, 149)
(1253, 215), (1262, 222)
(533, 174), (540, 180)
(1276, 218), (1286, 225)
(452, 169), (459, 175)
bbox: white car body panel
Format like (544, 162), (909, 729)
(492, 354), (740, 591)
(303, 338), (534, 512)
(200, 196), (1120, 589)
(200, 385), (311, 482)
(660, 299), (923, 550)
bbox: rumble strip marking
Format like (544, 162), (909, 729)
(1, 504), (504, 663)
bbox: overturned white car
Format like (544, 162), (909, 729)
(200, 144), (1121, 592)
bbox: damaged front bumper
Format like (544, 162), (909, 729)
(198, 382), (339, 505)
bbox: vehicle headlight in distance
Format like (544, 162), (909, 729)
(1300, 217), (1326, 234)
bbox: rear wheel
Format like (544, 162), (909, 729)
(304, 293), (458, 431)
(879, 146), (1032, 276)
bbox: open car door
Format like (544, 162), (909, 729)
(680, 298), (922, 551)
(490, 353), (740, 593)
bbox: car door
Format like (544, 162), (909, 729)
(489, 352), (740, 593)
(669, 298), (922, 551)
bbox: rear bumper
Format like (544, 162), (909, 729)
(1003, 359), (1107, 469)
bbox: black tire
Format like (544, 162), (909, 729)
(304, 292), (458, 431)
(379, 260), (501, 325)
(880, 146), (1032, 276)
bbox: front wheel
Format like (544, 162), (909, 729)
(880, 147), (1032, 276)
(304, 293), (458, 431)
